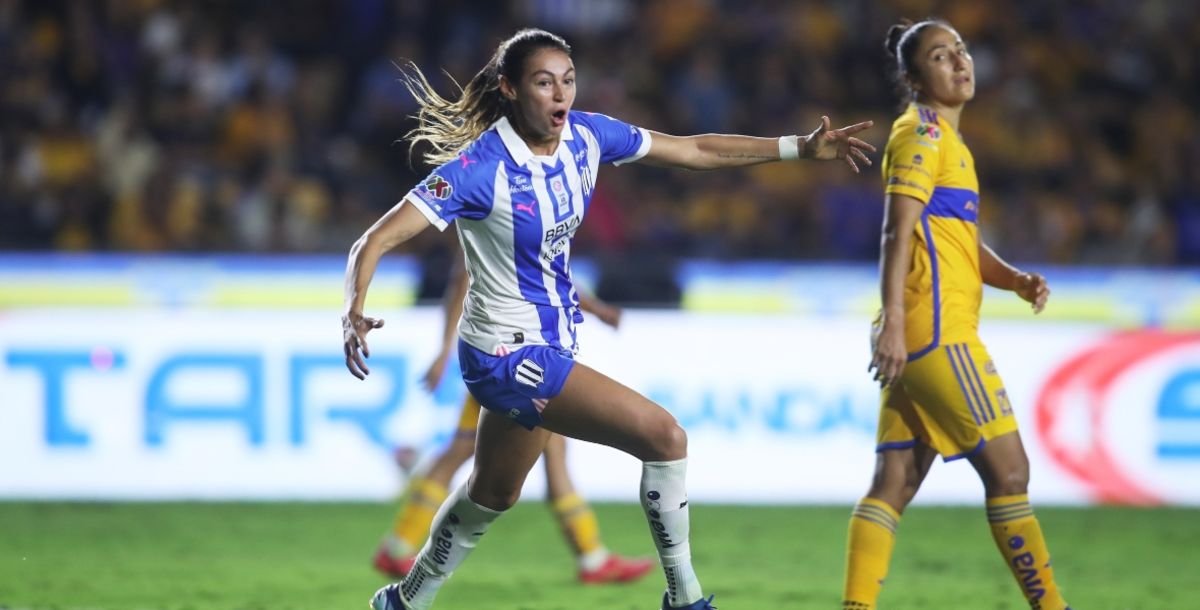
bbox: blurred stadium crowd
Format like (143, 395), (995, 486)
(1, 0), (1198, 274)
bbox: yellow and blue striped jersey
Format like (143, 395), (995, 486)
(881, 103), (981, 359)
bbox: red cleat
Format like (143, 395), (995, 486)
(372, 547), (417, 578)
(578, 554), (656, 584)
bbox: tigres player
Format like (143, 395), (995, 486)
(841, 18), (1071, 610)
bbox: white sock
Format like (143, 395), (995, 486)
(578, 547), (610, 572)
(642, 458), (703, 607)
(399, 483), (502, 610)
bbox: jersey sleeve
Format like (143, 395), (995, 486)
(402, 153), (492, 231)
(883, 122), (941, 204)
(574, 111), (652, 166)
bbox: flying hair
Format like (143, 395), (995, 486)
(400, 29), (571, 167)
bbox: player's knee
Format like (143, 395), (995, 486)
(467, 479), (520, 512)
(643, 417), (687, 462)
(868, 474), (916, 512)
(985, 463), (1030, 496)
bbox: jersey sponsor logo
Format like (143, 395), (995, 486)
(422, 174), (454, 200)
(893, 164), (933, 179)
(544, 215), (581, 243)
(550, 175), (570, 215)
(915, 123), (941, 140)
(509, 183), (535, 194)
(887, 176), (930, 196)
(515, 358), (544, 388)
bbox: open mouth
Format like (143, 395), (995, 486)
(550, 109), (567, 126)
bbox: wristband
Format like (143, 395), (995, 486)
(778, 135), (800, 161)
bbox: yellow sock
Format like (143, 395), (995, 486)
(986, 494), (1070, 610)
(552, 492), (603, 557)
(388, 477), (449, 556)
(842, 497), (900, 610)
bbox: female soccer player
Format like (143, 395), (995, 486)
(841, 19), (1071, 610)
(342, 28), (874, 610)
(374, 251), (654, 585)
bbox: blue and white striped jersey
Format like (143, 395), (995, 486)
(404, 112), (651, 356)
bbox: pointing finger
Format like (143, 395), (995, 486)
(838, 120), (874, 136)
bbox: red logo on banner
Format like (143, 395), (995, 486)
(1035, 330), (1200, 505)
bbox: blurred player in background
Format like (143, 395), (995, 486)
(841, 19), (1071, 610)
(373, 246), (654, 585)
(342, 28), (874, 610)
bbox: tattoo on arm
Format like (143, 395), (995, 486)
(715, 152), (776, 160)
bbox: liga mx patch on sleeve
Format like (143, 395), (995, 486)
(420, 174), (453, 200)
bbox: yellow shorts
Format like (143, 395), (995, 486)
(876, 340), (1017, 461)
(455, 393), (482, 437)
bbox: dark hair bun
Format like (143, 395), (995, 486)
(885, 23), (908, 56)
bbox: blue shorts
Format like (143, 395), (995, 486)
(458, 339), (576, 430)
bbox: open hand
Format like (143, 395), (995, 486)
(803, 116), (877, 173)
(1015, 272), (1050, 314)
(869, 321), (907, 388)
(343, 311), (385, 379)
(421, 351), (450, 392)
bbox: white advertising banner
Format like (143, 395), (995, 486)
(2, 308), (1197, 505)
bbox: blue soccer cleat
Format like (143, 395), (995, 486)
(661, 592), (717, 609)
(369, 583), (409, 610)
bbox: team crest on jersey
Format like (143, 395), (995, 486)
(549, 175), (570, 215)
(915, 123), (941, 140)
(422, 174), (453, 200)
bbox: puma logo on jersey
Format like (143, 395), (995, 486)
(515, 359), (544, 387)
(515, 200), (537, 217)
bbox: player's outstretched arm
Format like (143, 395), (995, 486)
(639, 116), (875, 172)
(980, 241), (1049, 314)
(343, 201), (434, 380)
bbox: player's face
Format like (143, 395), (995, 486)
(910, 25), (975, 107)
(507, 48), (576, 146)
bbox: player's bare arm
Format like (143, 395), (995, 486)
(870, 193), (924, 387)
(639, 116), (876, 172)
(343, 201), (433, 380)
(979, 241), (1049, 314)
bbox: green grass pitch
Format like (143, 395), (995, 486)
(0, 502), (1194, 609)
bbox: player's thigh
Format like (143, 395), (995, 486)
(871, 389), (937, 503)
(902, 341), (1016, 459)
(540, 361), (684, 462)
(469, 407), (551, 509)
